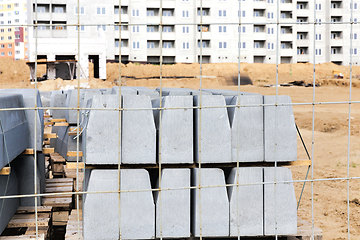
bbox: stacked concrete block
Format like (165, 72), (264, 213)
(156, 87), (192, 96)
(111, 86), (138, 96)
(192, 168), (229, 237)
(50, 90), (68, 119)
(264, 167), (297, 235)
(12, 154), (42, 206)
(229, 95), (264, 162)
(0, 168), (19, 234)
(84, 95), (120, 165)
(134, 87), (159, 98)
(122, 95), (156, 164)
(264, 96), (297, 161)
(39, 91), (52, 108)
(194, 95), (231, 163)
(84, 169), (155, 240)
(155, 169), (190, 238)
(154, 96), (193, 164)
(0, 89), (44, 150)
(0, 94), (29, 169)
(228, 167), (263, 236)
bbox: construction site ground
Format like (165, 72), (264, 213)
(0, 59), (359, 239)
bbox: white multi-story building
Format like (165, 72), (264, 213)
(26, 0), (359, 79)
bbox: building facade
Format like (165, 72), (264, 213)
(0, 0), (28, 60)
(24, 0), (360, 79)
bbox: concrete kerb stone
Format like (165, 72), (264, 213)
(192, 168), (229, 237)
(229, 95), (264, 162)
(0, 94), (29, 169)
(0, 167), (19, 235)
(0, 89), (43, 150)
(155, 169), (190, 238)
(264, 167), (297, 236)
(50, 90), (67, 119)
(264, 95), (297, 162)
(227, 167), (263, 236)
(12, 154), (42, 206)
(122, 95), (156, 164)
(194, 95), (231, 163)
(83, 169), (155, 240)
(84, 94), (120, 165)
(154, 96), (193, 164)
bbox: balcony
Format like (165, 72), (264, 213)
(297, 53), (310, 62)
(330, 38), (344, 47)
(281, 33), (293, 41)
(330, 54), (344, 62)
(281, 48), (294, 56)
(253, 0), (267, 9)
(280, 3), (293, 11)
(253, 32), (267, 40)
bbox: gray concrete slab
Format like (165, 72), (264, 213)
(155, 87), (192, 96)
(0, 94), (29, 169)
(111, 86), (138, 95)
(154, 96), (193, 164)
(0, 89), (43, 150)
(192, 168), (229, 237)
(84, 95), (120, 165)
(155, 169), (190, 238)
(84, 169), (155, 240)
(229, 95), (264, 162)
(12, 155), (42, 206)
(227, 167), (263, 236)
(134, 87), (159, 98)
(264, 167), (297, 236)
(264, 95), (297, 162)
(203, 89), (260, 96)
(40, 91), (52, 108)
(0, 167), (19, 235)
(122, 95), (156, 164)
(194, 95), (231, 163)
(50, 90), (67, 119)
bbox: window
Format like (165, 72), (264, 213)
(163, 10), (173, 16)
(8, 51), (12, 56)
(182, 10), (189, 17)
(147, 9), (155, 16)
(75, 7), (85, 14)
(163, 41), (173, 48)
(0, 44), (4, 48)
(76, 25), (85, 31)
(219, 10), (226, 17)
(97, 25), (106, 31)
(182, 26), (189, 33)
(132, 26), (139, 32)
(1, 52), (4, 56)
(147, 26), (155, 32)
(219, 26), (226, 32)
(147, 42), (155, 48)
(8, 44), (12, 48)
(132, 41), (140, 49)
(163, 26), (173, 32)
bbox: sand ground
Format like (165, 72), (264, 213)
(0, 59), (359, 239)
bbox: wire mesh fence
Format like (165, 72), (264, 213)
(0, 0), (359, 239)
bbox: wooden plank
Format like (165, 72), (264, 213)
(66, 162), (85, 169)
(52, 164), (64, 174)
(67, 151), (83, 157)
(12, 213), (50, 220)
(46, 182), (73, 188)
(54, 122), (69, 127)
(16, 206), (52, 214)
(23, 148), (54, 155)
(43, 140), (50, 145)
(42, 197), (72, 208)
(0, 167), (10, 175)
(0, 234), (45, 240)
(7, 218), (50, 228)
(25, 226), (48, 236)
(42, 148), (54, 154)
(43, 133), (57, 139)
(44, 122), (53, 126)
(45, 186), (73, 193)
(46, 178), (73, 184)
(50, 119), (67, 123)
(53, 211), (69, 226)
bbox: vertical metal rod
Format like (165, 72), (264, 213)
(311, 0), (317, 239)
(76, 0), (81, 237)
(158, 0), (164, 239)
(347, 1), (354, 239)
(117, 1), (123, 240)
(34, 0), (39, 239)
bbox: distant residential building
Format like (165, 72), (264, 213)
(22, 0), (360, 79)
(0, 0), (28, 60)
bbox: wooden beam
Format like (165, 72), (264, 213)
(43, 133), (57, 139)
(54, 122), (69, 127)
(44, 122), (53, 126)
(0, 167), (10, 175)
(67, 151), (83, 157)
(24, 148), (55, 155)
(66, 162), (85, 169)
(50, 119), (67, 123)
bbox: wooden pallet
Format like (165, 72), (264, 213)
(0, 207), (52, 240)
(42, 178), (73, 209)
(49, 153), (66, 177)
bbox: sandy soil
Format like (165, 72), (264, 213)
(0, 59), (359, 239)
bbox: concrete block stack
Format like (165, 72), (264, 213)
(0, 90), (46, 234)
(81, 87), (298, 239)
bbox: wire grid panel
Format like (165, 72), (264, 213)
(0, 0), (358, 239)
